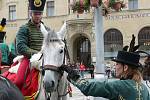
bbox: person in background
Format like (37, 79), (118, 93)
(76, 61), (80, 72)
(71, 61), (76, 69)
(105, 65), (111, 78)
(0, 18), (7, 43)
(64, 35), (150, 100)
(0, 18), (6, 32)
(79, 62), (86, 78)
(88, 63), (95, 78)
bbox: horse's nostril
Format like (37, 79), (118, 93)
(59, 49), (63, 53)
(44, 81), (55, 92)
(51, 81), (54, 87)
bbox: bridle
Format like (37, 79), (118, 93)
(39, 39), (70, 100)
(40, 39), (69, 75)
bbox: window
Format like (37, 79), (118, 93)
(76, 36), (91, 66)
(47, 1), (54, 16)
(138, 27), (150, 51)
(9, 5), (16, 20)
(128, 0), (138, 10)
(104, 29), (123, 52)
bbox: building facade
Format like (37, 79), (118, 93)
(0, 0), (150, 66)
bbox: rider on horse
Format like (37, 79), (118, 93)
(16, 0), (47, 99)
(3, 0), (47, 99)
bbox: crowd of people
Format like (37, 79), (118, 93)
(67, 61), (95, 79)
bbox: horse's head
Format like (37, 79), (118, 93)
(40, 22), (66, 93)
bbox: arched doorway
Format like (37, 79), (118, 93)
(104, 28), (123, 58)
(74, 35), (91, 67)
(138, 27), (150, 51)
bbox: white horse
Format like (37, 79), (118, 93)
(31, 22), (69, 100)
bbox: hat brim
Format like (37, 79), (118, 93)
(30, 10), (43, 13)
(112, 58), (141, 67)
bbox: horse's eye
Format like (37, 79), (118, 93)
(59, 49), (63, 54)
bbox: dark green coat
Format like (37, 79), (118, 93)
(72, 79), (150, 100)
(16, 20), (44, 58)
(9, 42), (16, 57)
(0, 43), (9, 65)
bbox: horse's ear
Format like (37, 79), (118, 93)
(40, 23), (48, 37)
(57, 21), (66, 39)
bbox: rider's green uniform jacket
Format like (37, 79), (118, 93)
(16, 20), (44, 58)
(71, 79), (150, 100)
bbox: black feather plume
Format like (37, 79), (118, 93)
(133, 45), (140, 52)
(135, 51), (150, 56)
(129, 34), (135, 52)
(122, 46), (129, 51)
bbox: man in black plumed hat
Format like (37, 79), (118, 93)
(63, 35), (150, 100)
(13, 0), (48, 99)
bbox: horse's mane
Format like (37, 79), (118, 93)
(0, 75), (24, 100)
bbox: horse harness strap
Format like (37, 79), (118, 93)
(41, 64), (64, 76)
(43, 65), (60, 72)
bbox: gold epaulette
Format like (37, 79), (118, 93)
(0, 25), (5, 32)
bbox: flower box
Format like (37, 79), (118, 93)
(71, 0), (90, 14)
(90, 0), (99, 7)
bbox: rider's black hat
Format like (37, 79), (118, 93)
(112, 51), (141, 67)
(29, 0), (46, 12)
(112, 34), (141, 68)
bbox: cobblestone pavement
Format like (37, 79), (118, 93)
(68, 73), (94, 100)
(67, 73), (109, 100)
(69, 83), (93, 100)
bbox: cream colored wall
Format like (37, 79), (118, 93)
(1, 0), (150, 54)
(17, 0), (28, 19)
(0, 0), (8, 19)
(55, 0), (68, 16)
(43, 15), (67, 31)
(139, 0), (150, 9)
(104, 9), (150, 47)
